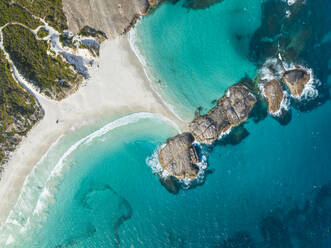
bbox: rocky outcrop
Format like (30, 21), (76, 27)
(158, 133), (200, 180)
(189, 84), (257, 144)
(263, 79), (284, 114)
(282, 68), (310, 97)
(62, 0), (153, 39)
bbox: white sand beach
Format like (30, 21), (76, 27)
(0, 36), (186, 226)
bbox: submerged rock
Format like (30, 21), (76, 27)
(189, 84), (257, 144)
(158, 133), (200, 180)
(263, 79), (284, 114)
(282, 68), (310, 97)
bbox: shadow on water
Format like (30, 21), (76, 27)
(213, 182), (331, 248)
(249, 0), (331, 112)
(159, 167), (215, 195)
(54, 183), (133, 247)
(214, 124), (250, 147)
(165, 0), (225, 10)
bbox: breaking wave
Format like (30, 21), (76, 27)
(0, 112), (180, 247)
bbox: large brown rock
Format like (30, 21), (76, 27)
(189, 84), (256, 144)
(62, 0), (152, 39)
(158, 133), (200, 180)
(282, 68), (310, 97)
(264, 79), (284, 114)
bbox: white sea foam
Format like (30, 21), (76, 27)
(146, 141), (209, 188)
(145, 145), (167, 177)
(218, 127), (232, 140)
(282, 0), (297, 6)
(272, 91), (290, 117)
(282, 63), (320, 100)
(259, 58), (284, 81)
(259, 81), (290, 117)
(0, 112), (180, 246)
(259, 58), (320, 101)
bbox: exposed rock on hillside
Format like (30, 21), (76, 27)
(158, 133), (200, 180)
(282, 68), (310, 97)
(62, 0), (153, 39)
(263, 79), (284, 114)
(189, 84), (257, 144)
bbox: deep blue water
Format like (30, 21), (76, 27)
(2, 0), (331, 247)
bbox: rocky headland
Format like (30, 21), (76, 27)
(158, 84), (257, 180)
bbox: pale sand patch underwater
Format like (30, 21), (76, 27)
(0, 35), (186, 227)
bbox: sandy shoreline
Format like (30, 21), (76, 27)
(0, 35), (186, 227)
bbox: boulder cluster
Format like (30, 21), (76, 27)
(158, 66), (312, 181)
(189, 85), (257, 144)
(263, 67), (311, 114)
(158, 84), (257, 180)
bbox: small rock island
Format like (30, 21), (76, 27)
(158, 133), (200, 180)
(158, 66), (313, 181)
(263, 79), (284, 114)
(158, 84), (257, 180)
(282, 68), (311, 98)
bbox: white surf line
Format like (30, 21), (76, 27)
(0, 112), (180, 246)
(128, 24), (185, 122)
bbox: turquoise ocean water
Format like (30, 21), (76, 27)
(1, 0), (331, 247)
(134, 0), (262, 119)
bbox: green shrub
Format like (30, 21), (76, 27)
(14, 0), (68, 32)
(0, 0), (42, 29)
(0, 50), (43, 165)
(3, 24), (79, 99)
(37, 27), (49, 39)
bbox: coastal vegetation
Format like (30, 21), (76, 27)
(0, 0), (42, 29)
(78, 26), (107, 42)
(36, 27), (49, 39)
(2, 24), (81, 100)
(0, 50), (43, 166)
(14, 0), (68, 32)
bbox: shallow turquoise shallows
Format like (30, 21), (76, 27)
(135, 0), (262, 119)
(7, 96), (331, 248)
(2, 0), (331, 247)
